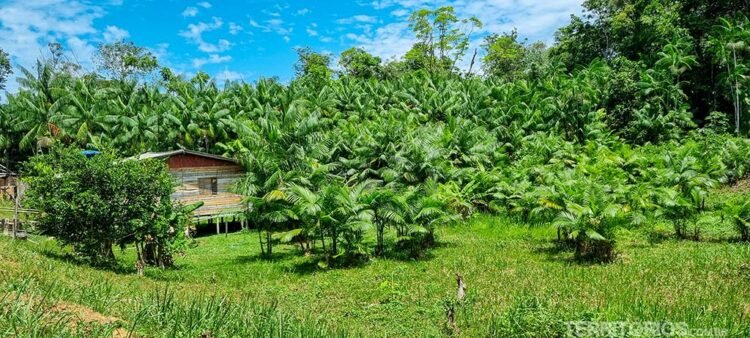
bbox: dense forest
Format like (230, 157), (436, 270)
(1, 0), (750, 263)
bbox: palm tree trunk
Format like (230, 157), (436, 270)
(376, 222), (385, 256)
(320, 228), (327, 253)
(331, 228), (338, 255)
(266, 232), (273, 256)
(729, 50), (740, 134)
(258, 229), (266, 256)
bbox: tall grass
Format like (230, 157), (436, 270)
(0, 274), (349, 338)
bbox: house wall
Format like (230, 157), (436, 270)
(158, 153), (247, 220)
(169, 165), (245, 199)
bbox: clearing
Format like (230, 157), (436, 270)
(2, 214), (749, 337)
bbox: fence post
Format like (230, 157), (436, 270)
(12, 185), (18, 240)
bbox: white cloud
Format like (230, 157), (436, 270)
(228, 22), (243, 35)
(216, 68), (243, 82)
(182, 2), (211, 17)
(260, 3), (288, 18)
(192, 54), (231, 68)
(296, 8), (311, 16)
(390, 9), (409, 17)
(320, 36), (333, 43)
(336, 15), (378, 25)
(103, 25), (129, 42)
(0, 0), (112, 92)
(345, 22), (414, 62)
(66, 36), (98, 65)
(150, 43), (170, 61)
(182, 6), (198, 17)
(369, 0), (396, 10)
(306, 23), (319, 37)
(249, 18), (293, 41)
(179, 17), (232, 53)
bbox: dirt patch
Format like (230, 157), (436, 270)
(0, 259), (20, 271)
(50, 301), (121, 325)
(725, 178), (750, 193)
(112, 328), (131, 338)
(3, 294), (131, 337)
(50, 301), (137, 337)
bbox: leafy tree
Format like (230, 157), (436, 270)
(95, 41), (158, 80)
(482, 29), (527, 80)
(0, 47), (12, 90)
(23, 147), (182, 267)
(294, 48), (332, 88)
(406, 6), (482, 73)
(403, 43), (438, 72)
(707, 16), (750, 134)
(339, 47), (382, 79)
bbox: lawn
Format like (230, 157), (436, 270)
(2, 212), (749, 337)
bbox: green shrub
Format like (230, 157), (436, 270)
(725, 199), (750, 241)
(23, 147), (182, 267)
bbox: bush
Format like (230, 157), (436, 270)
(23, 147), (183, 267)
(725, 199), (750, 241)
(487, 296), (596, 337)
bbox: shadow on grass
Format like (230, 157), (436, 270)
(233, 250), (300, 264)
(532, 242), (574, 262)
(532, 241), (635, 266)
(378, 239), (458, 262)
(288, 254), (372, 275)
(531, 241), (611, 266)
(284, 240), (456, 275)
(39, 249), (137, 275)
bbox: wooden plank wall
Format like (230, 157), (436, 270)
(170, 166), (245, 199)
(169, 165), (247, 219)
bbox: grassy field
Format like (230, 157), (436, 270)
(2, 210), (750, 337)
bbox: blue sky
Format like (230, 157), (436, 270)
(0, 0), (583, 92)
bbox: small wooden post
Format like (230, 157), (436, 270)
(214, 218), (219, 234)
(456, 274), (467, 302)
(224, 218), (228, 237)
(12, 185), (18, 240)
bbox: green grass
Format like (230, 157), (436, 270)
(2, 214), (750, 337)
(0, 199), (13, 219)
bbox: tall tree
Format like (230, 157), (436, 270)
(0, 47), (12, 90)
(95, 41), (158, 80)
(482, 29), (527, 80)
(708, 16), (750, 134)
(294, 47), (332, 88)
(339, 47), (383, 79)
(406, 6), (481, 73)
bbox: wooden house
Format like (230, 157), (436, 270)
(134, 150), (247, 228)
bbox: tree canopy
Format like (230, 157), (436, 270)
(0, 48), (11, 91)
